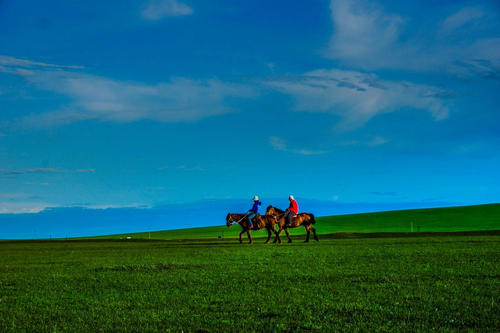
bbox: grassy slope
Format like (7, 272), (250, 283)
(91, 203), (500, 240)
(1, 235), (499, 331)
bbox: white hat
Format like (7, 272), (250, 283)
(253, 195), (259, 201)
(289, 195), (294, 200)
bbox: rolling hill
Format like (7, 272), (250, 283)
(89, 203), (500, 240)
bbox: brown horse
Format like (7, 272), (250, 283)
(265, 205), (319, 243)
(226, 213), (278, 244)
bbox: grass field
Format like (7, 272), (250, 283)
(90, 203), (500, 241)
(1, 204), (499, 331)
(1, 235), (499, 331)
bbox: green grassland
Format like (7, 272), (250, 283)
(92, 203), (500, 240)
(1, 204), (499, 331)
(1, 235), (499, 331)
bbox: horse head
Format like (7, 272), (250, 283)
(266, 205), (282, 216)
(226, 213), (234, 227)
(265, 205), (275, 215)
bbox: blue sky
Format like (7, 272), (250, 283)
(0, 0), (499, 234)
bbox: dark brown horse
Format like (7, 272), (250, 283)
(265, 206), (319, 243)
(226, 213), (278, 244)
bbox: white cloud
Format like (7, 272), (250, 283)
(327, 0), (500, 77)
(142, 0), (193, 20)
(267, 69), (450, 131)
(0, 202), (53, 214)
(1, 56), (254, 128)
(269, 136), (330, 155)
(328, 0), (403, 69)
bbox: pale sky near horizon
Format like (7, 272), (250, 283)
(0, 0), (499, 214)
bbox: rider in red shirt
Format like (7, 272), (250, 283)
(285, 195), (298, 227)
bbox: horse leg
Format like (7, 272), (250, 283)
(284, 228), (292, 243)
(312, 226), (319, 241)
(272, 224), (279, 243)
(305, 225), (311, 242)
(265, 227), (272, 244)
(275, 227), (283, 244)
(247, 230), (253, 244)
(239, 230), (244, 244)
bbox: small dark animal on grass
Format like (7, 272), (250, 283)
(265, 205), (319, 243)
(226, 213), (278, 244)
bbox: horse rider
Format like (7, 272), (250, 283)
(284, 195), (298, 227)
(247, 195), (261, 229)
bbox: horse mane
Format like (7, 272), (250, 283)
(267, 205), (285, 214)
(227, 213), (245, 218)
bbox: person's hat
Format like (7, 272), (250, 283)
(289, 195), (294, 200)
(253, 195), (259, 201)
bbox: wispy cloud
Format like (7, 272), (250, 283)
(0, 168), (95, 175)
(328, 0), (403, 69)
(441, 7), (485, 34)
(0, 55), (84, 70)
(267, 69), (451, 131)
(142, 0), (193, 20)
(327, 0), (500, 78)
(1, 56), (254, 129)
(269, 136), (330, 155)
(450, 38), (500, 80)
(0, 202), (150, 214)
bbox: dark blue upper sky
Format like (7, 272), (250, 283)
(0, 0), (499, 218)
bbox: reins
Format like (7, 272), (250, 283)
(228, 213), (250, 225)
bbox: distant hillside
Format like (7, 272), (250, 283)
(1, 198), (461, 239)
(90, 203), (500, 240)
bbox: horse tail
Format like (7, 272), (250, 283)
(310, 213), (316, 224)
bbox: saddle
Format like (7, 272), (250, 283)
(249, 213), (260, 221)
(249, 213), (261, 229)
(284, 213), (297, 227)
